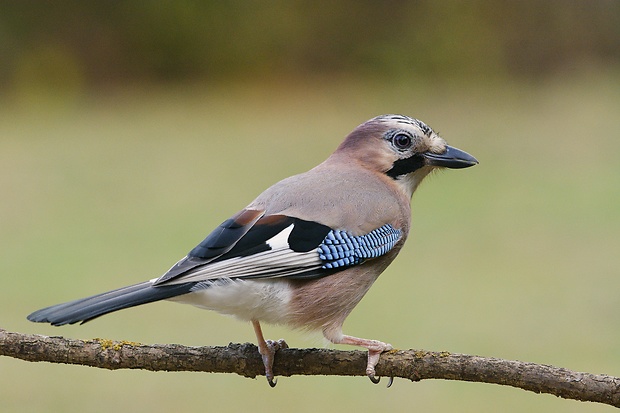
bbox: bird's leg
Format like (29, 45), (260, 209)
(252, 319), (288, 387)
(332, 334), (393, 385)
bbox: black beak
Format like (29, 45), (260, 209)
(423, 145), (478, 169)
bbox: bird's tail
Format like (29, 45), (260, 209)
(27, 281), (196, 326)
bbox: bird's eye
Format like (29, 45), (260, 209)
(392, 133), (412, 150)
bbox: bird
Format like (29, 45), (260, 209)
(27, 114), (478, 386)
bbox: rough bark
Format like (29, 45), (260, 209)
(1, 328), (619, 407)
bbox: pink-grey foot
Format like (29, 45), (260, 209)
(252, 320), (288, 387)
(330, 334), (394, 386)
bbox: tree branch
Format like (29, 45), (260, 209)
(2, 328), (619, 407)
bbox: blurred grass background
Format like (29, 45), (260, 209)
(1, 1), (619, 412)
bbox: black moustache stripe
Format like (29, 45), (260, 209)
(385, 155), (425, 179)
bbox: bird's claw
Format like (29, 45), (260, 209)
(268, 338), (289, 350)
(368, 373), (381, 384)
(260, 338), (288, 387)
(366, 342), (394, 387)
(367, 372), (394, 387)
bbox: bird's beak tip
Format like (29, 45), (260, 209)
(424, 145), (478, 169)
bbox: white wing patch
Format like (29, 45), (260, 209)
(162, 224), (323, 285)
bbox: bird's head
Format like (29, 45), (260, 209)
(335, 114), (478, 197)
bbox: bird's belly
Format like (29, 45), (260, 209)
(167, 278), (293, 325)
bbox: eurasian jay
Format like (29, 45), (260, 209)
(28, 114), (477, 386)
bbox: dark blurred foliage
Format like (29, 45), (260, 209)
(1, 0), (619, 91)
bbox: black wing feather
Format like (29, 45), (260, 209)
(155, 209), (265, 284)
(212, 215), (300, 260)
(288, 218), (332, 252)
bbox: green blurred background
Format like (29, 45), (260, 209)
(1, 1), (619, 412)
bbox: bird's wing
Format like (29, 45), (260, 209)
(153, 208), (403, 286)
(154, 209), (266, 284)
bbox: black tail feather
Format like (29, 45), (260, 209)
(27, 281), (196, 326)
